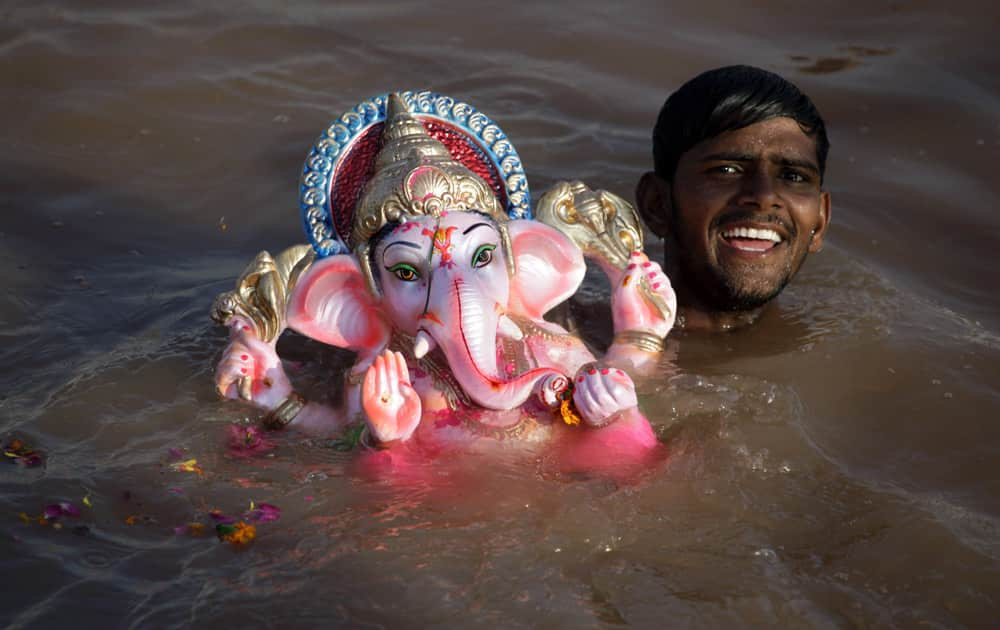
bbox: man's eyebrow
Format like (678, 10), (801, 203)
(771, 156), (820, 174)
(701, 151), (755, 163)
(383, 240), (423, 254)
(462, 222), (495, 235)
(700, 152), (819, 174)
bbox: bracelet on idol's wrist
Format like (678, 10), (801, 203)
(612, 329), (666, 354)
(262, 392), (307, 430)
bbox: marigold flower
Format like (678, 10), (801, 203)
(217, 521), (256, 545)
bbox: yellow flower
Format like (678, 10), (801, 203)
(170, 459), (203, 475)
(222, 521), (256, 545)
(559, 398), (582, 426)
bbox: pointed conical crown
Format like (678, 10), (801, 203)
(350, 94), (506, 247)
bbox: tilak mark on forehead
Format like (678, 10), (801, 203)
(422, 225), (458, 268)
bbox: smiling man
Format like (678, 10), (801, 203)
(636, 65), (831, 331)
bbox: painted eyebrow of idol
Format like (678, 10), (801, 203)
(382, 240), (424, 256)
(701, 151), (820, 175)
(462, 222), (496, 235)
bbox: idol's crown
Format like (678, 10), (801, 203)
(350, 94), (506, 247)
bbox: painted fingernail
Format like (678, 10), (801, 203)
(648, 272), (657, 279)
(616, 369), (624, 376)
(240, 367), (247, 374)
(588, 368), (597, 375)
(577, 376), (584, 383)
(642, 262), (652, 268)
(240, 354), (248, 361)
(242, 325), (251, 332)
(653, 282), (662, 289)
(601, 368), (609, 375)
(627, 263), (637, 270)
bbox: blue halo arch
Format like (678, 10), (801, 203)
(298, 90), (531, 258)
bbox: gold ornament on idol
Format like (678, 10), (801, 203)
(211, 244), (315, 343)
(535, 180), (673, 325)
(351, 94), (516, 296)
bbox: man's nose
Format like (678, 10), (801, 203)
(736, 168), (781, 210)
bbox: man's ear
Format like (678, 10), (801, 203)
(808, 191), (832, 253)
(635, 171), (672, 239)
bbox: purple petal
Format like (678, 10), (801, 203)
(15, 454), (43, 467)
(246, 503), (281, 523)
(43, 504), (62, 519)
(58, 502), (81, 518)
(209, 511), (237, 524)
(226, 424), (272, 457)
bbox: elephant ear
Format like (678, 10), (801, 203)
(286, 255), (390, 353)
(507, 219), (585, 319)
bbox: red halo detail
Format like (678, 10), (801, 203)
(327, 118), (508, 245)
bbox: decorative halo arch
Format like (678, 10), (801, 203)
(299, 90), (531, 257)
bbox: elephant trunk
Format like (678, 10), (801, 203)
(424, 277), (562, 411)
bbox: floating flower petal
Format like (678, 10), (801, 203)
(41, 502), (80, 521)
(169, 459), (203, 475)
(217, 521), (256, 545)
(209, 509), (237, 525)
(245, 503), (281, 523)
(226, 424), (274, 458)
(3, 438), (45, 468)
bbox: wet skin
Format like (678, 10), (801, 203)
(638, 117), (831, 331)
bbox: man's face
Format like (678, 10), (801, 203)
(656, 117), (831, 311)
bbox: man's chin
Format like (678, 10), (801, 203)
(706, 274), (789, 312)
(676, 253), (795, 313)
(719, 290), (781, 312)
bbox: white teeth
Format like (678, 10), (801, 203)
(721, 226), (782, 242)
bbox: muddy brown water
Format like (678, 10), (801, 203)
(1, 2), (999, 628)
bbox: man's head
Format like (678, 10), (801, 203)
(637, 65), (831, 323)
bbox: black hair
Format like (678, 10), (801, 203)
(652, 65), (829, 183)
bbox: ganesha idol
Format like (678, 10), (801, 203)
(211, 92), (677, 472)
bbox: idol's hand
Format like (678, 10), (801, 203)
(215, 316), (292, 411)
(611, 251), (677, 340)
(361, 349), (422, 444)
(572, 365), (639, 427)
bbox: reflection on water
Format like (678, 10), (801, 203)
(1, 1), (999, 627)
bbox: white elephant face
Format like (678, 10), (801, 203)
(372, 211), (510, 340)
(287, 211), (587, 411)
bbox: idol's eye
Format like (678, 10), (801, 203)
(472, 244), (496, 268)
(387, 263), (420, 282)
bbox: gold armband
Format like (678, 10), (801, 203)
(262, 392), (307, 430)
(612, 330), (666, 354)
